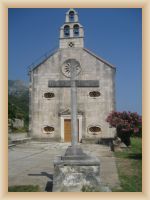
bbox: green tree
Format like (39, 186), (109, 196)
(8, 91), (29, 131)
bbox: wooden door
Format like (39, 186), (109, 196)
(64, 119), (79, 142)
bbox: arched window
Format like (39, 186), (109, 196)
(64, 25), (70, 37)
(73, 24), (79, 36)
(69, 11), (74, 22)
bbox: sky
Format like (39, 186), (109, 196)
(8, 8), (142, 115)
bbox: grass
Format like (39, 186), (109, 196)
(8, 185), (40, 192)
(113, 137), (142, 192)
(82, 185), (100, 192)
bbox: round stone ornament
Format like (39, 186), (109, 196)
(61, 59), (81, 78)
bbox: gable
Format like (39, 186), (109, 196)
(29, 47), (116, 76)
(83, 48), (116, 70)
(29, 48), (58, 72)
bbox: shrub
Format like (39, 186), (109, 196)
(106, 111), (142, 146)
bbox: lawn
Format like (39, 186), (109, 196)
(114, 137), (142, 192)
(8, 185), (40, 192)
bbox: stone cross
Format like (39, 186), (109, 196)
(48, 59), (99, 153)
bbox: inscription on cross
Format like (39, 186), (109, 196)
(48, 59), (99, 154)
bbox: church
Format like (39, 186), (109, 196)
(29, 9), (116, 143)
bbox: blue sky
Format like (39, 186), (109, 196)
(8, 8), (142, 114)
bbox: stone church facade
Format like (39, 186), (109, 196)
(29, 9), (116, 143)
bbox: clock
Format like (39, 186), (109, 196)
(61, 59), (81, 78)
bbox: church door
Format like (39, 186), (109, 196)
(64, 119), (79, 142)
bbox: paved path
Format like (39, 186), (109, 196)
(8, 141), (120, 191)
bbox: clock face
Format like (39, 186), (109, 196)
(61, 59), (81, 78)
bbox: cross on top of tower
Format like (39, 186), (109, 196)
(59, 9), (84, 49)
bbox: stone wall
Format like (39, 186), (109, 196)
(29, 47), (116, 141)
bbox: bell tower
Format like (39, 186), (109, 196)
(59, 8), (84, 49)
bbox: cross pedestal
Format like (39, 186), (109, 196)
(53, 153), (102, 192)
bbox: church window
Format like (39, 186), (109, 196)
(44, 92), (55, 99)
(88, 125), (101, 135)
(64, 25), (70, 37)
(73, 24), (79, 36)
(89, 91), (101, 98)
(89, 126), (101, 132)
(69, 11), (75, 22)
(43, 126), (54, 134)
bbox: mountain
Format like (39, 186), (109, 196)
(8, 80), (28, 96)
